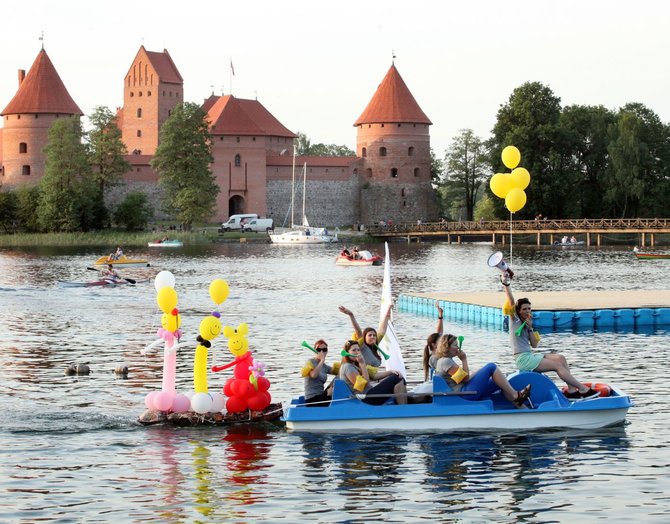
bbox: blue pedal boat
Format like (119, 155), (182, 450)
(282, 372), (632, 432)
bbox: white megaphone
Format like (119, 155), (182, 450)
(487, 251), (514, 279)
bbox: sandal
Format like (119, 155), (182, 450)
(514, 384), (532, 407)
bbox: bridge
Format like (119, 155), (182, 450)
(365, 218), (670, 247)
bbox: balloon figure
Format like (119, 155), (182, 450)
(190, 279), (230, 414)
(142, 271), (191, 413)
(212, 323), (272, 413)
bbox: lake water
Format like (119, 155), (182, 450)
(1, 242), (668, 522)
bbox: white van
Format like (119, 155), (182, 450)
(242, 218), (274, 233)
(220, 213), (258, 232)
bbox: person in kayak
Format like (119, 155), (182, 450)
(501, 275), (599, 400)
(101, 264), (121, 282)
(434, 333), (531, 407)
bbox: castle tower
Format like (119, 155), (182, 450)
(120, 47), (183, 155)
(354, 64), (437, 223)
(0, 48), (82, 187)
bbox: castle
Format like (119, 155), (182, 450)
(0, 46), (437, 227)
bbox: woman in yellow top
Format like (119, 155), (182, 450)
(434, 334), (532, 407)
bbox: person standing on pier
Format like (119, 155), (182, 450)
(501, 275), (599, 400)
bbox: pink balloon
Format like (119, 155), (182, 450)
(171, 393), (191, 413)
(145, 391), (158, 410)
(154, 391), (175, 412)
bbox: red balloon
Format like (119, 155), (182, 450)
(231, 379), (253, 398)
(223, 379), (235, 397)
(248, 392), (270, 411)
(256, 377), (271, 392)
(226, 395), (248, 413)
(234, 353), (253, 379)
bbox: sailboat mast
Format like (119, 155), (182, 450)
(302, 162), (307, 226)
(290, 145), (296, 228)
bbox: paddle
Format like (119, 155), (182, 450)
(86, 267), (136, 285)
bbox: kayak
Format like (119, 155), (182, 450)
(282, 371), (632, 432)
(634, 252), (670, 260)
(147, 240), (183, 247)
(58, 279), (134, 288)
(93, 255), (150, 267)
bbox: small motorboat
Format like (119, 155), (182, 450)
(147, 239), (183, 247)
(335, 250), (383, 266)
(93, 255), (150, 267)
(282, 372), (632, 432)
(634, 251), (670, 260)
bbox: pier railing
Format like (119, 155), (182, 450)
(366, 218), (670, 246)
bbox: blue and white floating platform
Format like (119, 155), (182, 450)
(398, 290), (670, 331)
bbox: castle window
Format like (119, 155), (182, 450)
(366, 168), (372, 177)
(163, 91), (166, 96)
(381, 124), (385, 128)
(137, 108), (142, 118)
(168, 110), (171, 117)
(137, 130), (142, 137)
(19, 143), (27, 154)
(398, 123), (402, 127)
(402, 200), (406, 207)
(362, 147), (367, 158)
(401, 188), (406, 197)
(139, 91), (143, 97)
(252, 137), (256, 141)
(220, 136), (224, 141)
(391, 168), (398, 178)
(408, 147), (415, 157)
(34, 114), (39, 119)
(353, 168), (358, 175)
(235, 154), (241, 167)
(236, 137), (240, 143)
(22, 165), (30, 176)
(169, 91), (172, 97)
(17, 115), (21, 120)
(414, 168), (420, 177)
(148, 90), (151, 96)
(379, 147), (387, 157)
(130, 92), (134, 97)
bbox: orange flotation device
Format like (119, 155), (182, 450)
(562, 382), (611, 398)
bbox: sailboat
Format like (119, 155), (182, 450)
(269, 155), (338, 245)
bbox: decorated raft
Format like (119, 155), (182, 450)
(138, 402), (284, 426)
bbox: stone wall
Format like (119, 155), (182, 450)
(360, 180), (439, 225)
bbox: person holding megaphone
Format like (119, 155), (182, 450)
(500, 272), (599, 401)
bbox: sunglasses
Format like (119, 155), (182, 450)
(316, 346), (328, 352)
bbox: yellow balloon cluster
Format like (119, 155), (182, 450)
(489, 146), (531, 213)
(157, 286), (178, 314)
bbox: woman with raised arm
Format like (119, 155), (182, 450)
(338, 304), (392, 368)
(501, 275), (598, 400)
(422, 301), (444, 382)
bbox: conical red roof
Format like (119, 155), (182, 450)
(1, 49), (82, 116)
(354, 64), (431, 126)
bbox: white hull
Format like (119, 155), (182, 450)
(285, 407), (629, 433)
(270, 229), (338, 244)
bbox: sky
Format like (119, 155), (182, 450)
(1, 0), (669, 156)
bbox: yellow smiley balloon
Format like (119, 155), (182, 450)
(199, 315), (222, 341)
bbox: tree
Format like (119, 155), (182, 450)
(0, 191), (18, 233)
(430, 147), (444, 187)
(14, 184), (41, 232)
(38, 116), (98, 232)
(114, 192), (153, 231)
(444, 129), (489, 220)
(151, 102), (219, 229)
(490, 82), (562, 218)
(295, 131), (355, 156)
(87, 106), (130, 193)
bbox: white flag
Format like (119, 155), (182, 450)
(380, 242), (406, 378)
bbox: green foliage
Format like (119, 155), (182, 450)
(86, 106), (130, 193)
(0, 191), (18, 233)
(37, 116), (101, 232)
(430, 148), (444, 186)
(473, 194), (497, 221)
(295, 131), (355, 156)
(151, 102), (219, 230)
(114, 192), (154, 231)
(14, 185), (42, 232)
(444, 130), (490, 220)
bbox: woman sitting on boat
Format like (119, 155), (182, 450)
(501, 276), (599, 400)
(301, 339), (336, 407)
(338, 340), (407, 405)
(434, 334), (532, 407)
(422, 301), (444, 382)
(338, 304), (392, 368)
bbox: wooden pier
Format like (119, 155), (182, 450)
(367, 218), (670, 247)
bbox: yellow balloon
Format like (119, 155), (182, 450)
(161, 311), (181, 332)
(490, 173), (512, 199)
(510, 167), (530, 190)
(209, 279), (230, 305)
(156, 286), (178, 314)
(199, 315), (222, 341)
(505, 188), (527, 213)
(502, 146), (521, 169)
